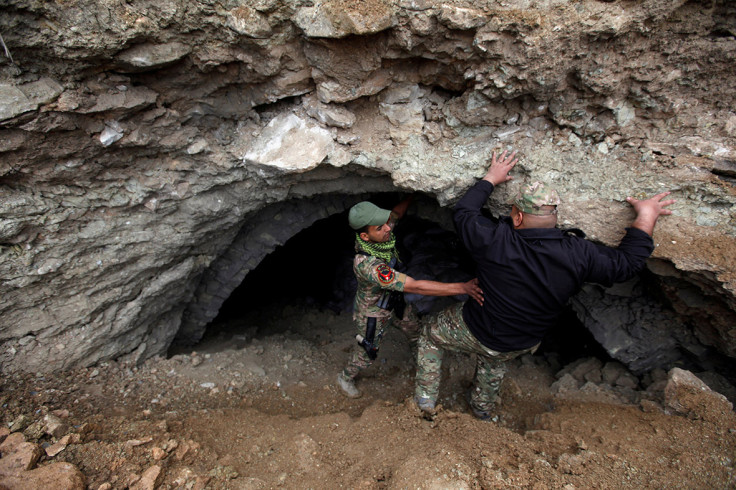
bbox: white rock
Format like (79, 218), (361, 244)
(100, 125), (123, 146)
(242, 113), (333, 173)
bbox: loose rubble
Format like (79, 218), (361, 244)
(1, 304), (735, 488)
(2, 0), (736, 378)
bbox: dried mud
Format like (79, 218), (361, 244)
(2, 303), (735, 489)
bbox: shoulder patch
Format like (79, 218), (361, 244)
(375, 263), (395, 284)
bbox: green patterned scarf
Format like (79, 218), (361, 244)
(355, 233), (400, 263)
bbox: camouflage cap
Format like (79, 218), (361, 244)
(348, 201), (391, 230)
(513, 181), (561, 215)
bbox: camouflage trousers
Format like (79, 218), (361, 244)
(414, 303), (539, 414)
(342, 305), (420, 380)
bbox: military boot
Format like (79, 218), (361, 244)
(465, 388), (498, 422)
(337, 373), (361, 398)
(414, 395), (436, 414)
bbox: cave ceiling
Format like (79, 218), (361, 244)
(0, 0), (735, 373)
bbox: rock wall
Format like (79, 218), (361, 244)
(1, 0), (735, 373)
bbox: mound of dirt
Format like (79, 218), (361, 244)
(2, 303), (735, 489)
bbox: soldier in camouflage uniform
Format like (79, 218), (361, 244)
(337, 199), (484, 399)
(414, 150), (675, 419)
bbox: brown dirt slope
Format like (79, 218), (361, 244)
(1, 304), (735, 489)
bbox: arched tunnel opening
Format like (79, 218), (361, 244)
(167, 191), (736, 411)
(170, 193), (615, 370)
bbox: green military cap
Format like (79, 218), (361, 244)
(513, 181), (561, 215)
(348, 201), (391, 230)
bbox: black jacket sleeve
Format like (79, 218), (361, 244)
(582, 227), (655, 286)
(453, 180), (497, 255)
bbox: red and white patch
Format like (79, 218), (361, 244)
(375, 263), (395, 284)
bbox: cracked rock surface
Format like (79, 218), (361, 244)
(0, 2), (735, 386)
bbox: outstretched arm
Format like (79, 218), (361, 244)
(404, 277), (484, 305)
(626, 191), (676, 236)
(453, 149), (518, 254)
(391, 195), (414, 219)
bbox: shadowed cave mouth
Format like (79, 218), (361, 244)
(174, 193), (610, 367)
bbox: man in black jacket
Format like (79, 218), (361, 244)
(413, 149), (675, 419)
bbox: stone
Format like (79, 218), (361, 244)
(601, 361), (627, 385)
(445, 91), (508, 126)
(86, 86), (158, 114)
(664, 368), (734, 423)
(0, 84), (36, 121)
(712, 159), (736, 179)
(45, 435), (72, 458)
(187, 138), (209, 155)
(0, 436), (42, 473)
(438, 5), (487, 30)
(0, 433), (26, 455)
(115, 42), (191, 72)
(725, 115), (736, 136)
(0, 77), (63, 121)
(551, 374), (580, 394)
(613, 101), (636, 127)
(22, 421), (45, 441)
(407, 11), (434, 35)
(295, 1), (396, 38)
(152, 447), (167, 460)
(43, 413), (69, 438)
(9, 415), (31, 433)
(379, 98), (424, 143)
(20, 77), (64, 105)
(294, 6), (339, 38)
(315, 69), (392, 104)
(226, 7), (272, 38)
(174, 440), (201, 462)
(302, 95), (356, 128)
(570, 284), (683, 373)
(0, 427), (10, 444)
(640, 399), (663, 413)
(242, 113), (334, 174)
(172, 467), (207, 488)
(125, 437), (153, 448)
(557, 452), (589, 476)
(568, 358), (604, 381)
(0, 462), (85, 490)
(99, 124), (124, 146)
(130, 465), (163, 490)
(614, 372), (639, 390)
(380, 83), (426, 104)
(568, 133), (583, 146)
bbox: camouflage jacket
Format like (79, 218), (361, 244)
(352, 251), (406, 323)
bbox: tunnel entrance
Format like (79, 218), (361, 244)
(172, 195), (608, 369)
(215, 205), (357, 319)
(167, 193), (736, 408)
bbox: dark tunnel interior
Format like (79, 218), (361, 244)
(189, 195), (613, 367)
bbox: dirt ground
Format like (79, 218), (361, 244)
(2, 302), (736, 489)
